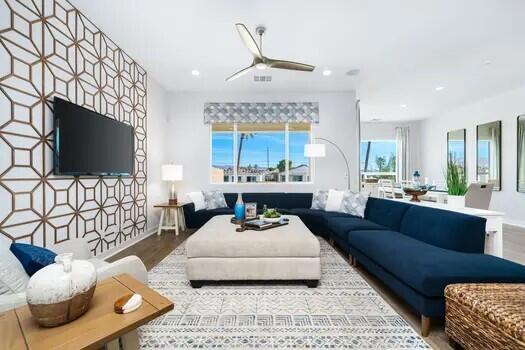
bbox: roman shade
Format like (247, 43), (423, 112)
(203, 102), (319, 124)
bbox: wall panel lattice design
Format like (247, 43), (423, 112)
(0, 0), (147, 255)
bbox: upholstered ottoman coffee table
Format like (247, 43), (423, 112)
(185, 215), (321, 288)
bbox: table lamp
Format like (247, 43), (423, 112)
(161, 164), (183, 204)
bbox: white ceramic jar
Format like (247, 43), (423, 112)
(26, 253), (97, 327)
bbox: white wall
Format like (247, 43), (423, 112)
(166, 91), (358, 196)
(361, 121), (422, 174)
(146, 77), (170, 231)
(420, 85), (525, 226)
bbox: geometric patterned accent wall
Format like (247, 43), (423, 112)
(0, 0), (147, 256)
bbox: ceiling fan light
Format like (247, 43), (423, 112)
(255, 62), (267, 70)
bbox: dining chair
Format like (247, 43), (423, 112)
(465, 183), (494, 210)
(379, 179), (403, 199)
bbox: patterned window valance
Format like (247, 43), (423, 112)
(203, 102), (319, 124)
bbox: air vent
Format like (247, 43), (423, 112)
(254, 75), (272, 82)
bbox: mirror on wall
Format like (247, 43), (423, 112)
(447, 129), (466, 175)
(476, 121), (502, 191)
(518, 115), (525, 192)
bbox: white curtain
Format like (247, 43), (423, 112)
(518, 120), (525, 190)
(395, 127), (410, 181)
(489, 127), (500, 183)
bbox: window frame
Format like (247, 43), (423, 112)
(209, 122), (314, 185)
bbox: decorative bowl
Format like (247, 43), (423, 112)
(402, 188), (428, 202)
(262, 217), (281, 223)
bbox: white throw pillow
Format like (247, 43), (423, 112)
(340, 190), (369, 217)
(0, 244), (30, 295)
(325, 189), (345, 212)
(186, 192), (206, 211)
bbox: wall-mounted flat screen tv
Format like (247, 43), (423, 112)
(53, 97), (134, 176)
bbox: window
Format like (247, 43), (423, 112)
(211, 123), (312, 184)
(360, 140), (396, 180)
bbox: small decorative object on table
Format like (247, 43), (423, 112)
(234, 193), (245, 220)
(403, 187), (428, 202)
(114, 293), (143, 314)
(26, 253), (97, 327)
(262, 208), (282, 223)
(244, 202), (257, 220)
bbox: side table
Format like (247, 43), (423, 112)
(0, 274), (173, 350)
(154, 203), (186, 236)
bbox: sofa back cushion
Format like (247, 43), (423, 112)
(280, 193), (313, 209)
(399, 206), (486, 253)
(224, 193), (238, 208)
(364, 197), (411, 231)
(227, 193), (285, 209)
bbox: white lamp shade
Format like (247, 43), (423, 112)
(304, 143), (326, 158)
(161, 164), (183, 181)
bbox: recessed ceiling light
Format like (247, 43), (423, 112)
(435, 86), (445, 91)
(191, 69), (200, 76)
(483, 60), (492, 66)
(322, 69), (332, 76)
(400, 104), (407, 108)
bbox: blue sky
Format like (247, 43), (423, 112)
(359, 141), (396, 171)
(212, 132), (309, 168)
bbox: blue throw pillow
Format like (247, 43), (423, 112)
(10, 243), (57, 276)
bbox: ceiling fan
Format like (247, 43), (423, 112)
(226, 24), (315, 82)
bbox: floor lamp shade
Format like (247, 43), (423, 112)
(162, 164), (183, 204)
(304, 143), (326, 158)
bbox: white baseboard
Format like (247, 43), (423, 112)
(503, 219), (525, 230)
(101, 227), (158, 260)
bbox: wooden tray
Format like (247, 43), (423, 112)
(237, 220), (289, 232)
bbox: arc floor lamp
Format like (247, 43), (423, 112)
(304, 138), (351, 189)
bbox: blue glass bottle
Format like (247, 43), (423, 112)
(234, 193), (245, 220)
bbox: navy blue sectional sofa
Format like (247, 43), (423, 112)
(183, 192), (525, 335)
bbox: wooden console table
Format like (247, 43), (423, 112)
(0, 274), (173, 350)
(154, 203), (186, 236)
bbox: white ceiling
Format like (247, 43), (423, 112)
(71, 0), (525, 121)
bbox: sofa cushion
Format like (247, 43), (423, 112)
(241, 193), (284, 209)
(348, 230), (525, 297)
(10, 243), (57, 276)
(364, 197), (411, 231)
(289, 208), (351, 237)
(326, 217), (387, 241)
(280, 193), (312, 209)
(399, 205), (486, 253)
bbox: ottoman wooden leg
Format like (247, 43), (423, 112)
(306, 280), (319, 288)
(190, 280), (203, 288)
(421, 315), (431, 337)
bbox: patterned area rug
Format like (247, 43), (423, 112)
(140, 238), (430, 349)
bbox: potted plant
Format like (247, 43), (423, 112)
(447, 161), (468, 208)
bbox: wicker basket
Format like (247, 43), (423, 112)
(445, 283), (525, 350)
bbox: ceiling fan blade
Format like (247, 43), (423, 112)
(225, 65), (254, 82)
(235, 23), (262, 59)
(267, 59), (315, 72)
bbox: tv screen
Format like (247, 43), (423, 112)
(53, 97), (134, 176)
